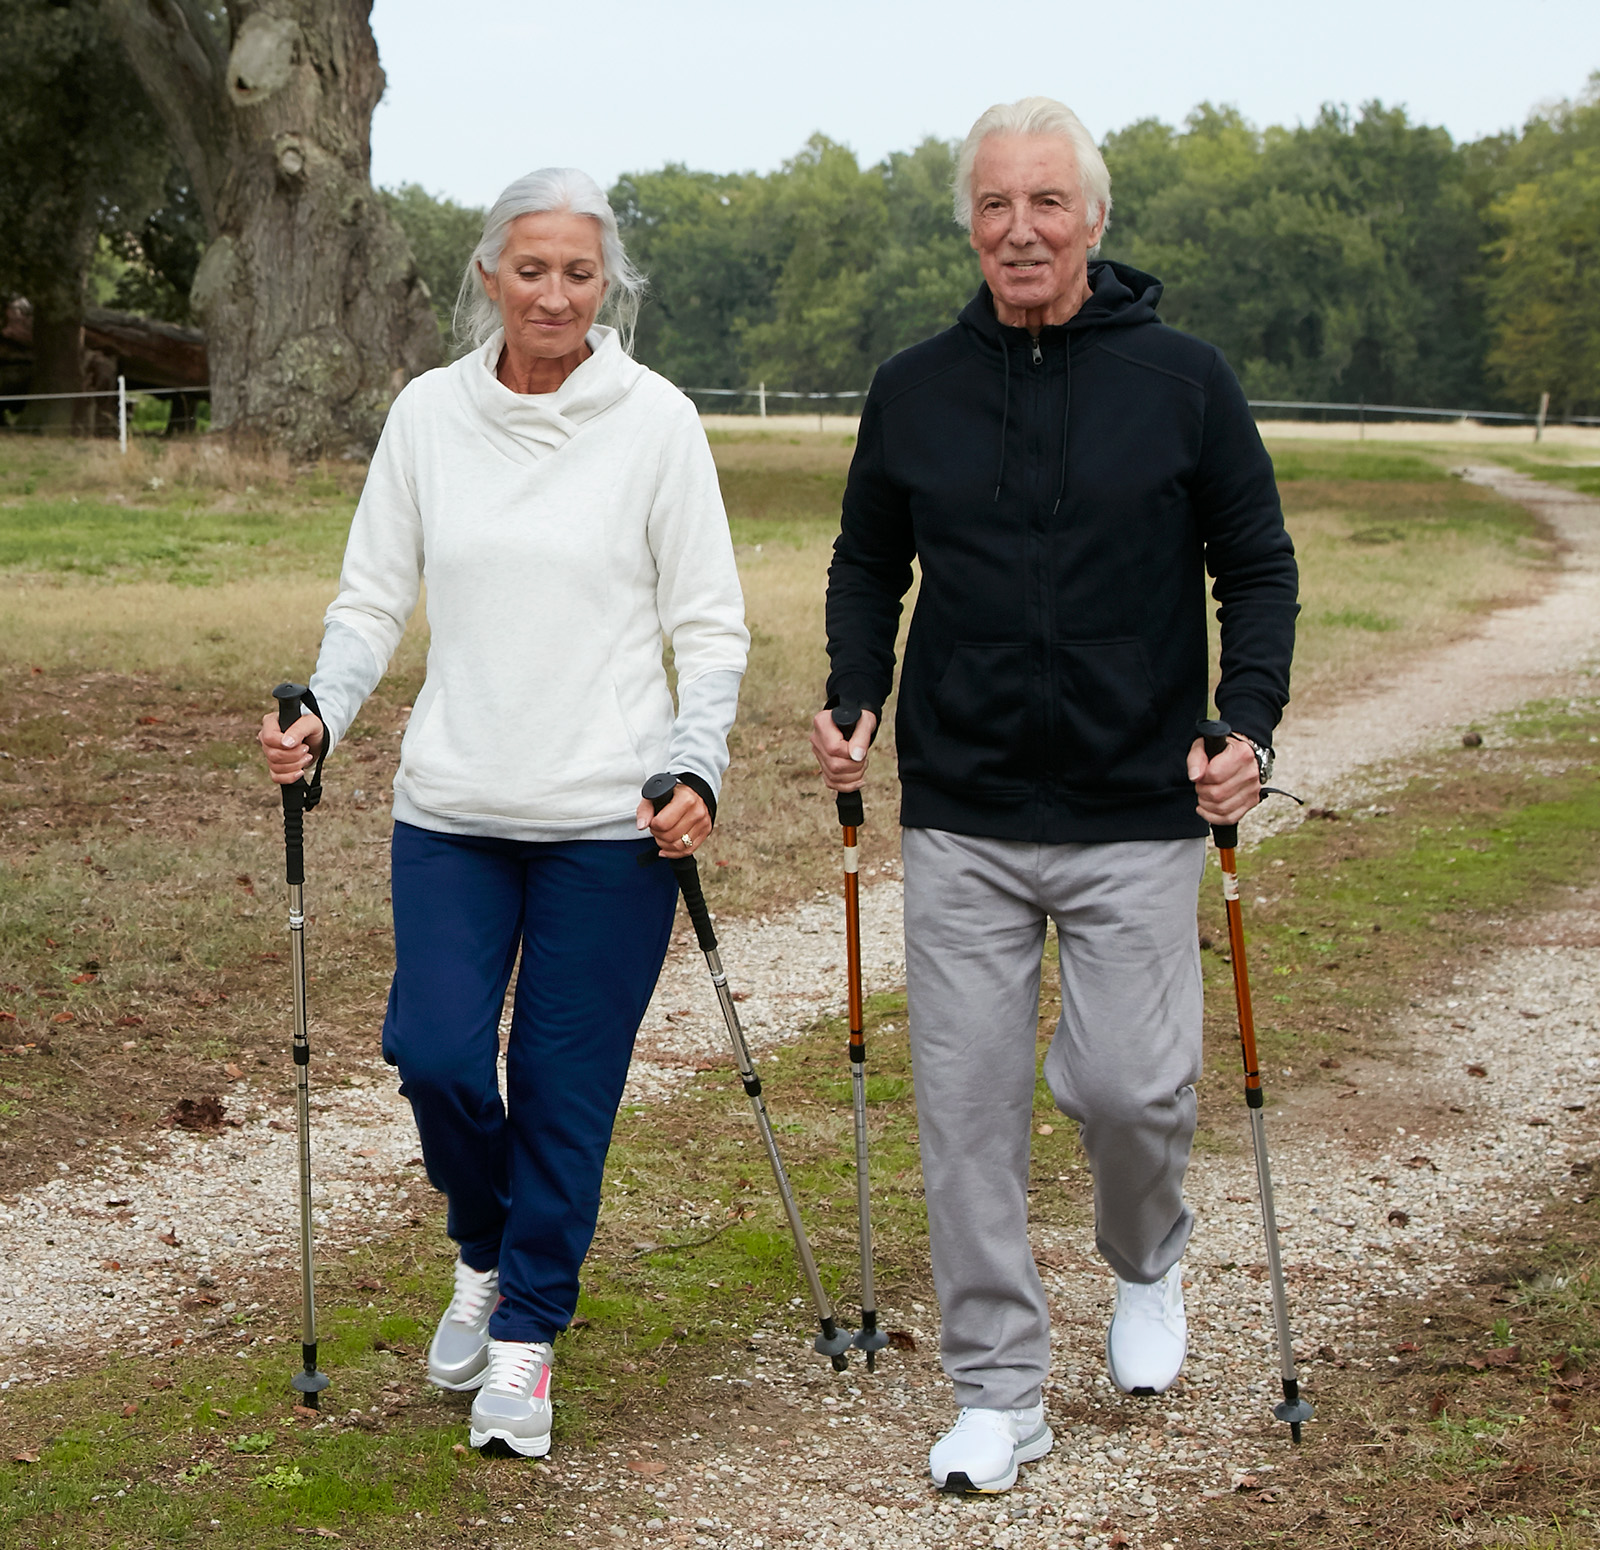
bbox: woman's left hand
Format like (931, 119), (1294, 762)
(636, 783), (711, 860)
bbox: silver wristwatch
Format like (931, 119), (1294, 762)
(1236, 735), (1274, 784)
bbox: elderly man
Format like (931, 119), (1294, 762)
(811, 97), (1297, 1494)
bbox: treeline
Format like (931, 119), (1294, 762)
(590, 83), (1600, 416)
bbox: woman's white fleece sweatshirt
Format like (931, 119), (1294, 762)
(308, 326), (749, 842)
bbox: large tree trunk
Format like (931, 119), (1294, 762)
(103, 0), (439, 458)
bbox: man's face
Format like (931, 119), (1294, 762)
(968, 134), (1105, 326)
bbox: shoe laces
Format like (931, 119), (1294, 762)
(484, 1340), (551, 1396)
(949, 1406), (1027, 1437)
(1116, 1266), (1181, 1321)
(445, 1259), (499, 1327)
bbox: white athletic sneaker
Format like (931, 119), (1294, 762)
(929, 1403), (1054, 1493)
(426, 1258), (499, 1392)
(1106, 1261), (1188, 1395)
(469, 1340), (554, 1457)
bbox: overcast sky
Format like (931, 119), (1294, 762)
(370, 0), (1598, 208)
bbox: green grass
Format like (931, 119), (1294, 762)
(0, 498), (352, 582)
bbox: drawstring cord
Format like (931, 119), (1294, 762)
(1052, 346), (1072, 516)
(993, 340), (1011, 503)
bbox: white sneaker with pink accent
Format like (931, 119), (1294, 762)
(469, 1339), (554, 1457)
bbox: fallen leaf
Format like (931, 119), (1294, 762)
(1393, 1341), (1421, 1354)
(158, 1231), (181, 1248)
(71, 972), (96, 985)
(137, 715), (163, 725)
(1484, 1345), (1521, 1367)
(1234, 1474), (1261, 1492)
(223, 1063), (243, 1080)
(291, 1405), (320, 1419)
(104, 1200), (130, 1209)
(1318, 1058), (1341, 1069)
(52, 1012), (73, 1024)
(121, 1403), (139, 1418)
(115, 1015), (143, 1027)
(1403, 1155), (1436, 1170)
(1466, 1064), (1487, 1078)
(149, 1377), (173, 1390)
(627, 1459), (668, 1475)
(452, 1442), (468, 1457)
(887, 1329), (918, 1352)
(1527, 1116), (1551, 1127)
(1387, 1210), (1410, 1227)
(355, 1278), (385, 1293)
(353, 1147), (378, 1158)
(100, 1257), (121, 1270)
(1036, 1123), (1054, 1135)
(169, 1094), (225, 1131)
(210, 1408), (231, 1419)
(12, 1451), (38, 1464)
(0, 1011), (14, 1022)
(293, 1531), (341, 1540)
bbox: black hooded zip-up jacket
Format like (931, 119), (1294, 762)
(824, 263), (1299, 844)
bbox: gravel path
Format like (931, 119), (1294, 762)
(1264, 464), (1600, 823)
(3, 463), (1599, 1548)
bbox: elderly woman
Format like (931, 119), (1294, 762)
(258, 168), (748, 1459)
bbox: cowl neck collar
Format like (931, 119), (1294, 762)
(452, 324), (647, 465)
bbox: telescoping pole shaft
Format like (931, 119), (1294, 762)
(830, 707), (887, 1370)
(273, 683), (330, 1408)
(1199, 720), (1311, 1444)
(644, 774), (854, 1370)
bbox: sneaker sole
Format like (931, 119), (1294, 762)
(428, 1369), (487, 1393)
(470, 1425), (551, 1458)
(936, 1424), (1054, 1494)
(1104, 1326), (1187, 1396)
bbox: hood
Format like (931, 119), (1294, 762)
(956, 262), (1163, 512)
(452, 324), (647, 465)
(958, 260), (1163, 353)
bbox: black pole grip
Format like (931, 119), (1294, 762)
(274, 683), (312, 885)
(830, 706), (866, 828)
(1196, 718), (1238, 849)
(643, 773), (718, 952)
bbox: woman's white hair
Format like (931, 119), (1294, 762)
(953, 97), (1113, 253)
(454, 167), (646, 353)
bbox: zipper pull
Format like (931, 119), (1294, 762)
(1031, 337), (1043, 367)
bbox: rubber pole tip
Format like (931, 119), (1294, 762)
(831, 1353), (849, 1372)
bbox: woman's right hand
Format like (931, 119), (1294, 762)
(258, 712), (325, 787)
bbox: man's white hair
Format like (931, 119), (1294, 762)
(953, 97), (1113, 252)
(454, 167), (646, 353)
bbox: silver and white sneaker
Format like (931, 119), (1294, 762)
(929, 1403), (1053, 1493)
(1107, 1260), (1188, 1395)
(469, 1339), (554, 1458)
(426, 1258), (499, 1392)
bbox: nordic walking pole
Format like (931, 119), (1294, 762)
(643, 773), (855, 1371)
(1198, 719), (1312, 1444)
(830, 707), (888, 1371)
(273, 682), (330, 1409)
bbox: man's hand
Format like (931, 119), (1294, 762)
(1186, 736), (1260, 826)
(810, 708), (878, 792)
(635, 783), (711, 861)
(258, 712), (325, 787)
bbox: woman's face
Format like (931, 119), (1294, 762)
(481, 211), (608, 360)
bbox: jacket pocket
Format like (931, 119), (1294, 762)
(925, 641), (1033, 792)
(1053, 638), (1166, 788)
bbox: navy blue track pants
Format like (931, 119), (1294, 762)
(382, 821), (678, 1343)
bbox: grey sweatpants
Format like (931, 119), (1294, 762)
(901, 826), (1207, 1411)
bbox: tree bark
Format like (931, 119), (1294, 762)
(103, 0), (440, 458)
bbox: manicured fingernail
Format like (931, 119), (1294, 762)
(850, 747), (864, 761)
